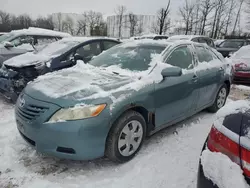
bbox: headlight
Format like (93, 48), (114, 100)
(48, 104), (106, 123)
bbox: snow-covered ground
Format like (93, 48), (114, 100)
(0, 85), (249, 188)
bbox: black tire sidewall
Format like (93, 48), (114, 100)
(214, 84), (228, 110)
(106, 111), (146, 163)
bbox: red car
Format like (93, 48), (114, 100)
(197, 100), (250, 188)
(231, 45), (250, 84)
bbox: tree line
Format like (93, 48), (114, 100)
(1, 0), (250, 38)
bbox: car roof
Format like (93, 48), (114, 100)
(9, 27), (71, 38)
(60, 36), (121, 43)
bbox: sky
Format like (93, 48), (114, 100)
(1, 0), (183, 18)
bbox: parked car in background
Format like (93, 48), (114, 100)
(197, 100), (250, 188)
(0, 37), (121, 102)
(15, 40), (230, 163)
(214, 39), (224, 47)
(0, 27), (71, 66)
(216, 39), (250, 57)
(0, 32), (7, 36)
(167, 35), (215, 48)
(138, 34), (168, 40)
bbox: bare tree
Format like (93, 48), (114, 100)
(156, 0), (171, 35)
(199, 0), (216, 35)
(137, 19), (144, 35)
(35, 15), (54, 30)
(179, 0), (195, 35)
(114, 5), (126, 38)
(62, 16), (75, 35)
(232, 0), (244, 35)
(224, 0), (236, 36)
(0, 10), (11, 31)
(55, 13), (63, 31)
(86, 11), (103, 36)
(128, 13), (138, 37)
(76, 13), (87, 36)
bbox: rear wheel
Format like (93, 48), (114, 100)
(207, 84), (228, 113)
(105, 110), (146, 163)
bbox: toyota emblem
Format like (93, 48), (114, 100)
(19, 97), (25, 108)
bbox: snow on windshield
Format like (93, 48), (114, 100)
(201, 150), (250, 188)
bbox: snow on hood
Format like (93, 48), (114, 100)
(3, 52), (51, 68)
(229, 45), (250, 66)
(201, 150), (250, 188)
(28, 54), (170, 102)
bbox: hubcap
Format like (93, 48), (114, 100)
(118, 120), (143, 157)
(217, 88), (227, 109)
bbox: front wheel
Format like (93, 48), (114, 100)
(207, 84), (228, 113)
(105, 111), (146, 163)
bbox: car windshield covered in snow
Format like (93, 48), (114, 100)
(90, 44), (167, 71)
(233, 45), (250, 59)
(34, 40), (79, 56)
(219, 40), (244, 48)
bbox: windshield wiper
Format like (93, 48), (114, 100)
(112, 71), (119, 75)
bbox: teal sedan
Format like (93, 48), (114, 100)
(15, 40), (231, 163)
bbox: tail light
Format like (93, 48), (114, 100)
(207, 125), (250, 177)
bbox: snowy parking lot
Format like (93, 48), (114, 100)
(0, 85), (249, 188)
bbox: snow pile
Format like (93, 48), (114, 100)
(10, 27), (71, 38)
(234, 85), (250, 91)
(201, 150), (250, 188)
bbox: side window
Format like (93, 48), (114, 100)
(76, 41), (101, 62)
(35, 36), (57, 46)
(192, 38), (199, 43)
(198, 38), (207, 44)
(103, 41), (118, 50)
(166, 46), (194, 69)
(10, 35), (33, 47)
(195, 46), (214, 63)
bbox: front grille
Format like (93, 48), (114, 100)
(16, 104), (49, 122)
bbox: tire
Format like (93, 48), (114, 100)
(105, 110), (146, 163)
(207, 84), (228, 113)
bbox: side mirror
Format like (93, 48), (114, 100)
(74, 53), (85, 62)
(161, 67), (182, 78)
(4, 41), (14, 48)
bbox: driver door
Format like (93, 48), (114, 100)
(154, 45), (200, 128)
(75, 41), (102, 63)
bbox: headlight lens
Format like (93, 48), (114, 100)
(48, 104), (106, 123)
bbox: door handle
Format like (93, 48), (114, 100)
(192, 75), (198, 82)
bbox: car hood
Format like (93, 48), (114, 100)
(3, 52), (52, 68)
(24, 66), (139, 107)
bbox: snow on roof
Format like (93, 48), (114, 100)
(168, 35), (208, 41)
(9, 27), (71, 38)
(201, 150), (249, 188)
(60, 36), (119, 43)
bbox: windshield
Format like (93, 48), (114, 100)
(34, 40), (79, 56)
(219, 40), (244, 48)
(0, 33), (15, 43)
(90, 44), (167, 71)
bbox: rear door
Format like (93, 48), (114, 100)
(154, 44), (199, 127)
(194, 44), (223, 109)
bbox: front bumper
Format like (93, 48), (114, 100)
(15, 94), (111, 160)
